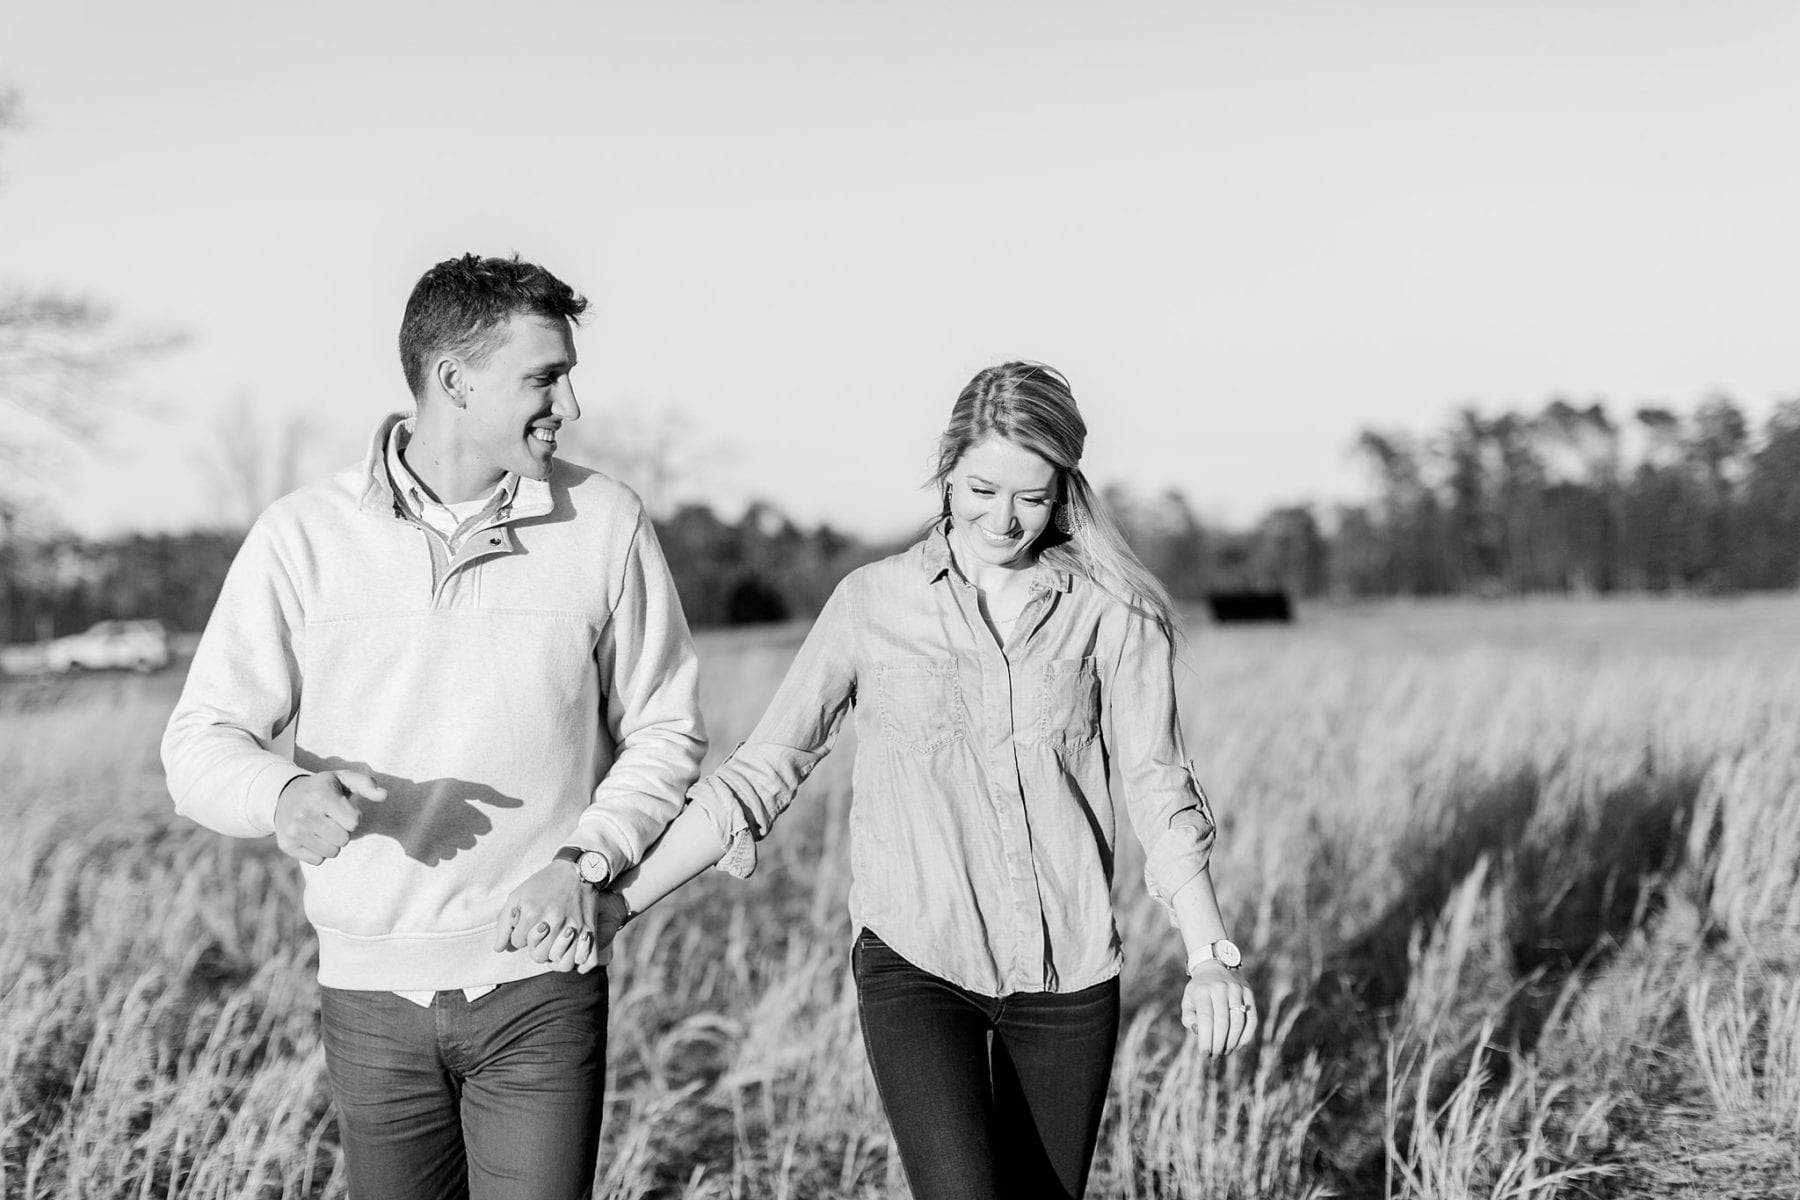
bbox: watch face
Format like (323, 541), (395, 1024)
(577, 852), (609, 884)
(1215, 939), (1242, 968)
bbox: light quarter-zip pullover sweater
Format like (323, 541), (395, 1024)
(162, 414), (706, 990)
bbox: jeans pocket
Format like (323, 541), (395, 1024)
(1040, 656), (1100, 754)
(877, 657), (964, 753)
(852, 929), (922, 989)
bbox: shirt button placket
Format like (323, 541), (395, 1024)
(977, 597), (1043, 994)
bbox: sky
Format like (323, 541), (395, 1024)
(2, 0), (1797, 540)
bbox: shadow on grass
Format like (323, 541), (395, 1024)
(1291, 763), (1707, 1195)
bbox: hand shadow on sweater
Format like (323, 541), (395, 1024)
(296, 754), (527, 867)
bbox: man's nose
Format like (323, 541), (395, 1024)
(553, 381), (580, 422)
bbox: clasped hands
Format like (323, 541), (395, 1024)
(490, 866), (629, 973)
(273, 771), (629, 974)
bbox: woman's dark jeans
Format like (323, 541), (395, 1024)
(319, 970), (608, 1200)
(852, 929), (1121, 1200)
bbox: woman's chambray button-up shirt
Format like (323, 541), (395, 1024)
(688, 528), (1216, 997)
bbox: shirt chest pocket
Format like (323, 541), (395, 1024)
(1040, 656), (1100, 754)
(876, 657), (965, 753)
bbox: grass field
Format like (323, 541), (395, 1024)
(4, 595), (1799, 1199)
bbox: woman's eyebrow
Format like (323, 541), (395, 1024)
(979, 474), (1051, 496)
(968, 473), (1048, 494)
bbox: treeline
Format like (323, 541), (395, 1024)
(1343, 392), (1800, 594)
(654, 502), (887, 627)
(4, 390), (1796, 642)
(0, 504), (888, 644)
(0, 529), (244, 644)
(1114, 392), (1800, 599)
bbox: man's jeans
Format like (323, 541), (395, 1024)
(852, 930), (1120, 1200)
(319, 971), (608, 1200)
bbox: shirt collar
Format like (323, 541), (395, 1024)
(917, 520), (1073, 594)
(383, 417), (517, 518)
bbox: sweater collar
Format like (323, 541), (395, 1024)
(358, 413), (554, 522)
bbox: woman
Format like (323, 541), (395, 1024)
(603, 362), (1255, 1199)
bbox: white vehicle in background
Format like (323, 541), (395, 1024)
(43, 619), (173, 674)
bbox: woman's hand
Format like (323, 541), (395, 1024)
(493, 863), (601, 972)
(1182, 961), (1257, 1057)
(590, 890), (631, 960)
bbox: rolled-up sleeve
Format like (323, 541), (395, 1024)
(1104, 610), (1217, 908)
(687, 577), (859, 878)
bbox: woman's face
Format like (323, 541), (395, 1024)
(946, 435), (1059, 572)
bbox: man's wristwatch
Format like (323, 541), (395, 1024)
(1186, 938), (1243, 974)
(552, 844), (610, 886)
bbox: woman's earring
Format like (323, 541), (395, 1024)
(1053, 502), (1073, 535)
(942, 483), (953, 515)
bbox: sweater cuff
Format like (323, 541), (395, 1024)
(564, 811), (637, 883)
(249, 761), (309, 837)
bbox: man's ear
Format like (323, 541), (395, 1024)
(434, 356), (467, 408)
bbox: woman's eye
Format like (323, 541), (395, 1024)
(1021, 497), (1046, 507)
(971, 488), (994, 497)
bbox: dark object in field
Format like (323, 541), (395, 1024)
(726, 574), (791, 625)
(1206, 591), (1294, 624)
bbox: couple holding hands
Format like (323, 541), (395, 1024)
(162, 253), (1255, 1200)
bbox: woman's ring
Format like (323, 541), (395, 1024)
(1230, 1003), (1251, 1013)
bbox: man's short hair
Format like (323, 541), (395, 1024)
(398, 254), (588, 398)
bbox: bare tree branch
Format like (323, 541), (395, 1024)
(561, 402), (724, 518)
(0, 289), (185, 469)
(193, 390), (315, 529)
(0, 88), (187, 524)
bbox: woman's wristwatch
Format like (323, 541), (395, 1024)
(1185, 938), (1243, 974)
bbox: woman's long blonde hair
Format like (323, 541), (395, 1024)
(929, 361), (1178, 642)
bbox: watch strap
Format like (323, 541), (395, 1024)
(1186, 938), (1242, 974)
(552, 844), (599, 882)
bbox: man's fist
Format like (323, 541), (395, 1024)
(274, 770), (387, 865)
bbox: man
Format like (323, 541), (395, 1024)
(162, 253), (704, 1200)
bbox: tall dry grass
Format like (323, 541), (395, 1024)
(3, 594), (1799, 1198)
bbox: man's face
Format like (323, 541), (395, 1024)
(457, 314), (579, 481)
